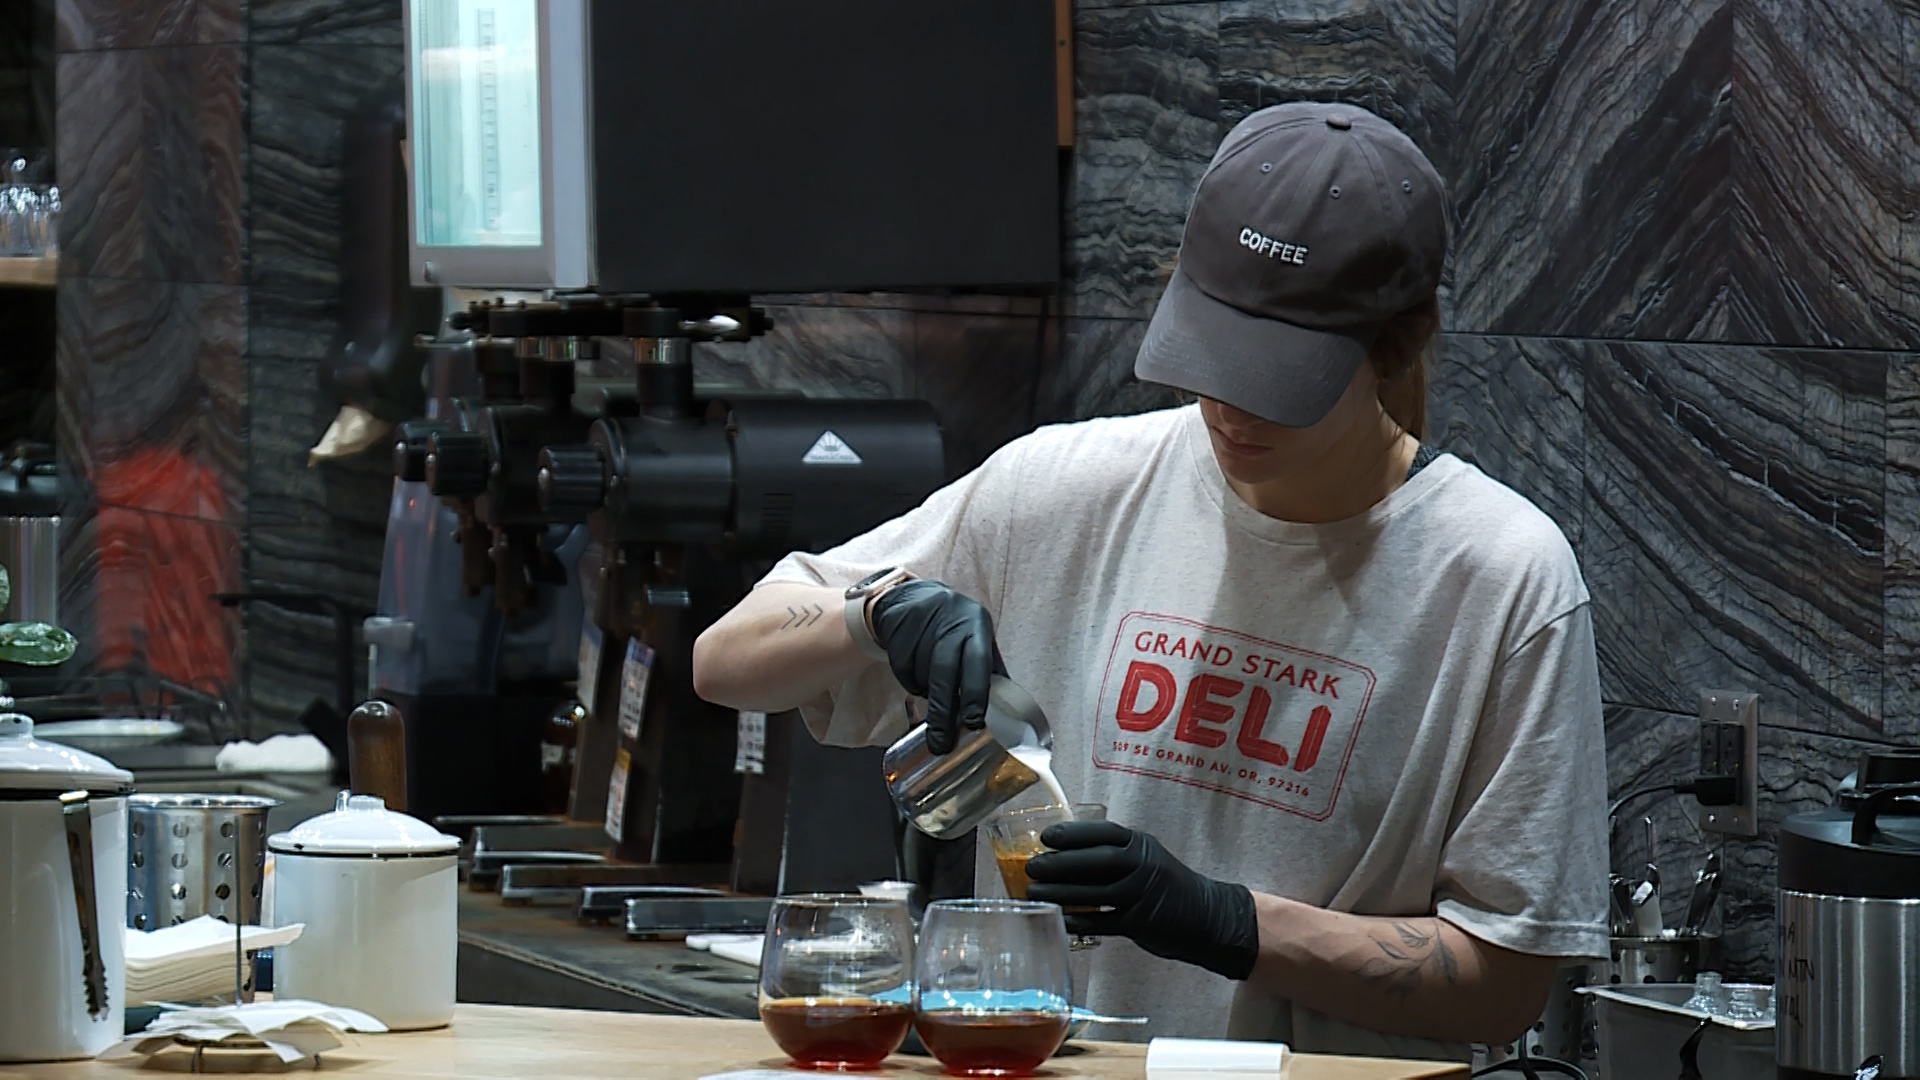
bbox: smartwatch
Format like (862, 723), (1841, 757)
(844, 566), (915, 662)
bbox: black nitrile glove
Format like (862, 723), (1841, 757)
(868, 579), (1004, 755)
(1025, 821), (1259, 981)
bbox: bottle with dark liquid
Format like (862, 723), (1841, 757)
(759, 997), (914, 1069)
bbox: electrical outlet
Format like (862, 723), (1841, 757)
(1697, 690), (1759, 836)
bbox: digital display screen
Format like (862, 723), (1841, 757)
(411, 0), (542, 249)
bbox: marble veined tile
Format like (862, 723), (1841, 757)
(1450, 0), (1732, 338)
(1037, 316), (1179, 423)
(248, 46), (405, 304)
(1427, 334), (1583, 553)
(1880, 354), (1920, 738)
(1728, 0), (1915, 349)
(56, 0), (241, 51)
(55, 46), (244, 284)
(250, 0), (400, 45)
(1584, 341), (1882, 736)
(247, 44), (406, 536)
(1067, 3), (1221, 319)
(908, 309), (1052, 477)
(692, 303), (914, 402)
(56, 277), (246, 524)
(1217, 0), (1454, 174)
(243, 524), (383, 735)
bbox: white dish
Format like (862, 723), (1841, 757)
(34, 719), (186, 752)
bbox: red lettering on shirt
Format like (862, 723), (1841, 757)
(1115, 661), (1176, 732)
(1173, 674), (1238, 749)
(1235, 685), (1288, 767)
(1093, 612), (1377, 821)
(1295, 705), (1333, 773)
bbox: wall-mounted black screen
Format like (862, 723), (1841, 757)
(589, 0), (1060, 294)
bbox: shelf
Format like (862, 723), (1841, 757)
(0, 256), (57, 288)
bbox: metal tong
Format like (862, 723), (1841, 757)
(1681, 851), (1722, 936)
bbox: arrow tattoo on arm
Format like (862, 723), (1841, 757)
(779, 604), (825, 630)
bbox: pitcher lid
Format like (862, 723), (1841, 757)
(268, 793), (458, 856)
(0, 712), (134, 792)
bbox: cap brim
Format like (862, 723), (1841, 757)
(1135, 267), (1376, 428)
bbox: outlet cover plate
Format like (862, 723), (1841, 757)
(1697, 690), (1759, 837)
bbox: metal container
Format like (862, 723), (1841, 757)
(0, 515), (58, 624)
(0, 712), (131, 1063)
(1582, 983), (1774, 1080)
(1777, 759), (1920, 1080)
(883, 675), (1054, 839)
(127, 795), (278, 931)
(269, 794), (460, 1030)
(1606, 932), (1713, 985)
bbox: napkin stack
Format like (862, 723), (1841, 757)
(123, 916), (305, 1006)
(1145, 1037), (1290, 1079)
(686, 932), (764, 967)
(104, 1000), (387, 1065)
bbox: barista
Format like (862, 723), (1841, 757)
(692, 103), (1608, 1061)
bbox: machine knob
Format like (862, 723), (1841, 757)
(425, 431), (490, 497)
(536, 446), (608, 516)
(392, 420), (444, 483)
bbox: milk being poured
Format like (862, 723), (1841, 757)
(1007, 744), (1071, 812)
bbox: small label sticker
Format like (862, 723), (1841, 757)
(801, 430), (863, 466)
(576, 620), (604, 716)
(734, 711), (767, 775)
(604, 748), (631, 842)
(617, 639), (655, 742)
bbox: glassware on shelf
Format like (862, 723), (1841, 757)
(914, 899), (1074, 1078)
(757, 894), (915, 1070)
(1683, 971), (1725, 1014)
(1723, 984), (1772, 1023)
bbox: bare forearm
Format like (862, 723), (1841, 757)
(1248, 894), (1555, 1045)
(691, 582), (880, 712)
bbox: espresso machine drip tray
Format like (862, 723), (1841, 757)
(625, 896), (773, 939)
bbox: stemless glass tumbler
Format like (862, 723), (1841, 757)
(758, 894), (916, 1070)
(914, 899), (1073, 1077)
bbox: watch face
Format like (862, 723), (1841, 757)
(848, 567), (898, 596)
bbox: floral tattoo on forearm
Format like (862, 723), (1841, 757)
(1350, 919), (1461, 1000)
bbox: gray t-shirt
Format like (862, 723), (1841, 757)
(761, 404), (1609, 1061)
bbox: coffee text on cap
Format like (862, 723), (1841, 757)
(1238, 227), (1308, 265)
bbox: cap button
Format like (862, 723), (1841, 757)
(1325, 114), (1353, 131)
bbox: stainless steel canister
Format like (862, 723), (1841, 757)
(1778, 770), (1920, 1079)
(0, 515), (58, 624)
(127, 795), (277, 930)
(883, 675), (1054, 840)
(1777, 890), (1920, 1078)
(1606, 933), (1713, 985)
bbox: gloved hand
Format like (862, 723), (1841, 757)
(868, 579), (1004, 755)
(1025, 821), (1259, 981)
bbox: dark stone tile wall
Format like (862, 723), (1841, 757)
(52, 0), (248, 709)
(48, 0), (1920, 987)
(241, 34), (405, 730)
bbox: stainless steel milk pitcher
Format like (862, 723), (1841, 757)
(883, 675), (1053, 840)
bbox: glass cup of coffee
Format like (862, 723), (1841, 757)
(983, 804), (1069, 901)
(984, 802), (1107, 951)
(914, 899), (1074, 1077)
(759, 894), (916, 1070)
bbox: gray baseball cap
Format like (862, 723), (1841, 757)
(1135, 103), (1448, 427)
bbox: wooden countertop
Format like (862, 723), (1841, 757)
(13, 1005), (1470, 1078)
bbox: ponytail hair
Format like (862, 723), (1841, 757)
(1370, 292), (1440, 440)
